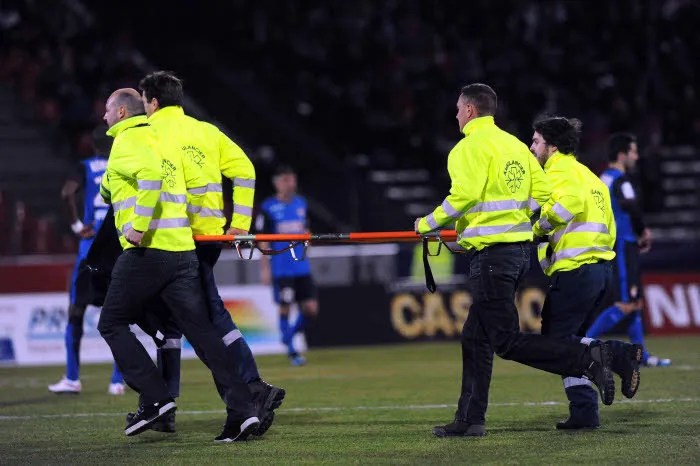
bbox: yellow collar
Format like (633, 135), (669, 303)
(106, 114), (148, 138)
(462, 116), (495, 136)
(544, 151), (574, 171)
(148, 105), (185, 123)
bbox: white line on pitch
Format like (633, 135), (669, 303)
(0, 397), (698, 421)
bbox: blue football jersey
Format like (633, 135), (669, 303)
(81, 156), (109, 233)
(600, 168), (641, 242)
(256, 196), (311, 278)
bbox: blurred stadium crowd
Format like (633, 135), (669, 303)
(0, 0), (698, 254)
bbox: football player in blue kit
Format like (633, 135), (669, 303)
(49, 129), (125, 394)
(256, 166), (318, 366)
(586, 133), (671, 367)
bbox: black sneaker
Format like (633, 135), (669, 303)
(256, 411), (275, 437)
(582, 342), (615, 406)
(249, 379), (286, 437)
(125, 410), (176, 433)
(124, 398), (177, 437)
(556, 418), (600, 431)
(432, 421), (486, 437)
(152, 411), (176, 433)
(214, 416), (260, 442)
(611, 342), (643, 399)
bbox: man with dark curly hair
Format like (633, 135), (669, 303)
(530, 116), (643, 430)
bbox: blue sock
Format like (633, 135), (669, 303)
(291, 313), (307, 336)
(110, 362), (124, 384)
(586, 306), (624, 338)
(280, 315), (290, 341)
(280, 315), (295, 354)
(627, 312), (650, 361)
(65, 319), (81, 381)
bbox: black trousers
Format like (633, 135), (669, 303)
(455, 242), (591, 425)
(541, 261), (612, 424)
(97, 248), (255, 419)
(138, 243), (261, 410)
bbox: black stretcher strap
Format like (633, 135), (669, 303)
(422, 238), (437, 293)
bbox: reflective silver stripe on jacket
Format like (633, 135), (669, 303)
(159, 192), (187, 203)
(233, 204), (253, 217)
(119, 217), (189, 235)
(528, 197), (541, 213)
(188, 183), (223, 195)
(206, 182), (223, 193)
(233, 178), (255, 189)
(150, 218), (190, 228)
(441, 199), (462, 218)
(551, 222), (610, 245)
(425, 212), (439, 230)
(134, 205), (154, 216)
(539, 245), (612, 270)
(538, 217), (554, 233)
(187, 205), (225, 218)
(138, 180), (162, 190)
(187, 186), (207, 195)
(552, 202), (575, 222)
(460, 221), (532, 239)
(467, 199), (527, 214)
(113, 197), (136, 211)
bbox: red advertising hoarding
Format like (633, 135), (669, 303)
(642, 273), (700, 335)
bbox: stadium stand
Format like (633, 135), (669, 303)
(0, 0), (698, 254)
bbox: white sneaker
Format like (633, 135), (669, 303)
(108, 382), (126, 395)
(48, 377), (82, 394)
(644, 356), (672, 367)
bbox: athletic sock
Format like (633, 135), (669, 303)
(586, 306), (624, 338)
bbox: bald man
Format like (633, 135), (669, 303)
(97, 89), (261, 440)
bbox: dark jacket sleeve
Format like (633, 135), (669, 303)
(79, 207), (122, 306)
(611, 175), (646, 237)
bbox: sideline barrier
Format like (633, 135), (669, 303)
(0, 285), (302, 366)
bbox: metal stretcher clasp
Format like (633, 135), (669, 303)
(232, 240), (310, 261)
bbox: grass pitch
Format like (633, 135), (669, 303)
(1, 336), (699, 464)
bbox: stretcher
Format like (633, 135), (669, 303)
(193, 230), (462, 292)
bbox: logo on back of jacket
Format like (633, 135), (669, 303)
(162, 159), (177, 188)
(592, 189), (606, 213)
(504, 161), (525, 193)
(183, 145), (205, 167)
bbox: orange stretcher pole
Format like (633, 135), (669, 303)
(193, 230), (460, 293)
(193, 230), (458, 244)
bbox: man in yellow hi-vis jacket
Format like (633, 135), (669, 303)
(415, 84), (627, 438)
(531, 116), (642, 431)
(138, 71), (284, 440)
(96, 89), (260, 440)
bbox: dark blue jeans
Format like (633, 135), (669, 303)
(541, 261), (611, 424)
(196, 243), (236, 336)
(196, 243), (260, 397)
(455, 242), (590, 425)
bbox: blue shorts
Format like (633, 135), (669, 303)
(607, 240), (643, 304)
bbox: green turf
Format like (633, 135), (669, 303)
(1, 336), (699, 464)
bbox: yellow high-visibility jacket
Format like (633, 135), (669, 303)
(533, 151), (616, 275)
(100, 115), (206, 251)
(418, 116), (552, 250)
(147, 106), (256, 235)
